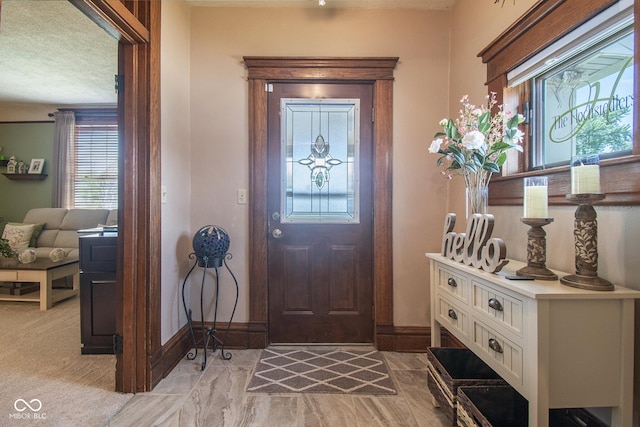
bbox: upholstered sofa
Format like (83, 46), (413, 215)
(6, 208), (117, 260)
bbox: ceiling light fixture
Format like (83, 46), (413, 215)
(319, 0), (326, 6)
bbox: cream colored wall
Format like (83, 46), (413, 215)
(160, 0), (193, 344)
(450, 1), (640, 424)
(186, 6), (451, 327)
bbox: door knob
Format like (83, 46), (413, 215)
(272, 228), (283, 239)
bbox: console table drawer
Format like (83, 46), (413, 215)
(472, 281), (523, 336)
(436, 295), (469, 340)
(428, 252), (640, 427)
(472, 319), (523, 386)
(436, 265), (470, 304)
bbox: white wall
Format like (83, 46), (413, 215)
(160, 0), (193, 344)
(185, 6), (452, 327)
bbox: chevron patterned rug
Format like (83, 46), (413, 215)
(246, 347), (397, 395)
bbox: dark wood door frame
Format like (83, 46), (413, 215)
(71, 0), (161, 393)
(244, 57), (398, 350)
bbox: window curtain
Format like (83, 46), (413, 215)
(51, 111), (75, 208)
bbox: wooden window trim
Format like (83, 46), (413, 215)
(478, 0), (640, 206)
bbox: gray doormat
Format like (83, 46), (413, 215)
(247, 348), (397, 395)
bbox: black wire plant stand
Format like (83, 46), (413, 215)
(181, 252), (239, 370)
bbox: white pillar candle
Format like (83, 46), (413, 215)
(523, 177), (548, 218)
(571, 164), (600, 194)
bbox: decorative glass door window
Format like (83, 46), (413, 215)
(280, 98), (360, 223)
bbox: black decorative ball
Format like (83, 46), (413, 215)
(192, 225), (230, 268)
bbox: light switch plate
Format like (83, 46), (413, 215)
(237, 189), (247, 205)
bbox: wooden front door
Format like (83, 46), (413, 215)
(267, 82), (374, 343)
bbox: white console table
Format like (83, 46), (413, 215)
(427, 253), (640, 427)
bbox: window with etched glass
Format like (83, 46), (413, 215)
(533, 28), (633, 169)
(280, 99), (359, 223)
(506, 0), (635, 170)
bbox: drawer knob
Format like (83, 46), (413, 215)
(488, 338), (503, 353)
(447, 277), (457, 287)
(488, 298), (503, 311)
(447, 309), (458, 320)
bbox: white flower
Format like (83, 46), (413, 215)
(505, 129), (525, 144)
(439, 119), (448, 126)
(472, 108), (483, 116)
(428, 138), (443, 153)
(461, 130), (485, 150)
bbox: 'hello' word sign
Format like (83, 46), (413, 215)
(441, 213), (508, 273)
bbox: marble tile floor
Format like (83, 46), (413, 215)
(106, 347), (450, 427)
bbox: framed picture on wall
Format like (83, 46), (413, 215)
(28, 159), (45, 174)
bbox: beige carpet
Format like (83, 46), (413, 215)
(247, 348), (397, 395)
(0, 296), (132, 426)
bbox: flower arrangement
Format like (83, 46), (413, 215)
(0, 238), (17, 258)
(429, 92), (525, 214)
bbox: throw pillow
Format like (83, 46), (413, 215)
(1, 223), (35, 253)
(8, 222), (45, 247)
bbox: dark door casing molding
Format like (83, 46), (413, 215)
(70, 0), (162, 393)
(244, 57), (398, 349)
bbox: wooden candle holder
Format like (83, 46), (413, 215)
(560, 193), (613, 291)
(517, 218), (557, 280)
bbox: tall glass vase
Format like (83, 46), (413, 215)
(466, 185), (488, 218)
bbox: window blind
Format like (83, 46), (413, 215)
(73, 109), (118, 209)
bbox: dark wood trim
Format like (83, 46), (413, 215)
(247, 78), (269, 349)
(69, 0), (150, 44)
(78, 1), (161, 393)
(479, 0), (617, 84)
(149, 324), (193, 389)
(147, 0), (162, 393)
(490, 156), (640, 206)
(1, 173), (47, 181)
(392, 326), (430, 352)
(373, 79), (395, 351)
(150, 322), (254, 388)
(479, 0), (639, 206)
(391, 326), (464, 352)
(155, 323), (455, 365)
(244, 57), (398, 349)
(243, 57), (398, 80)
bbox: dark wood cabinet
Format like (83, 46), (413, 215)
(79, 233), (117, 354)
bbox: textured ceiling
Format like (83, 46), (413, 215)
(0, 0), (118, 106)
(0, 0), (454, 107)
